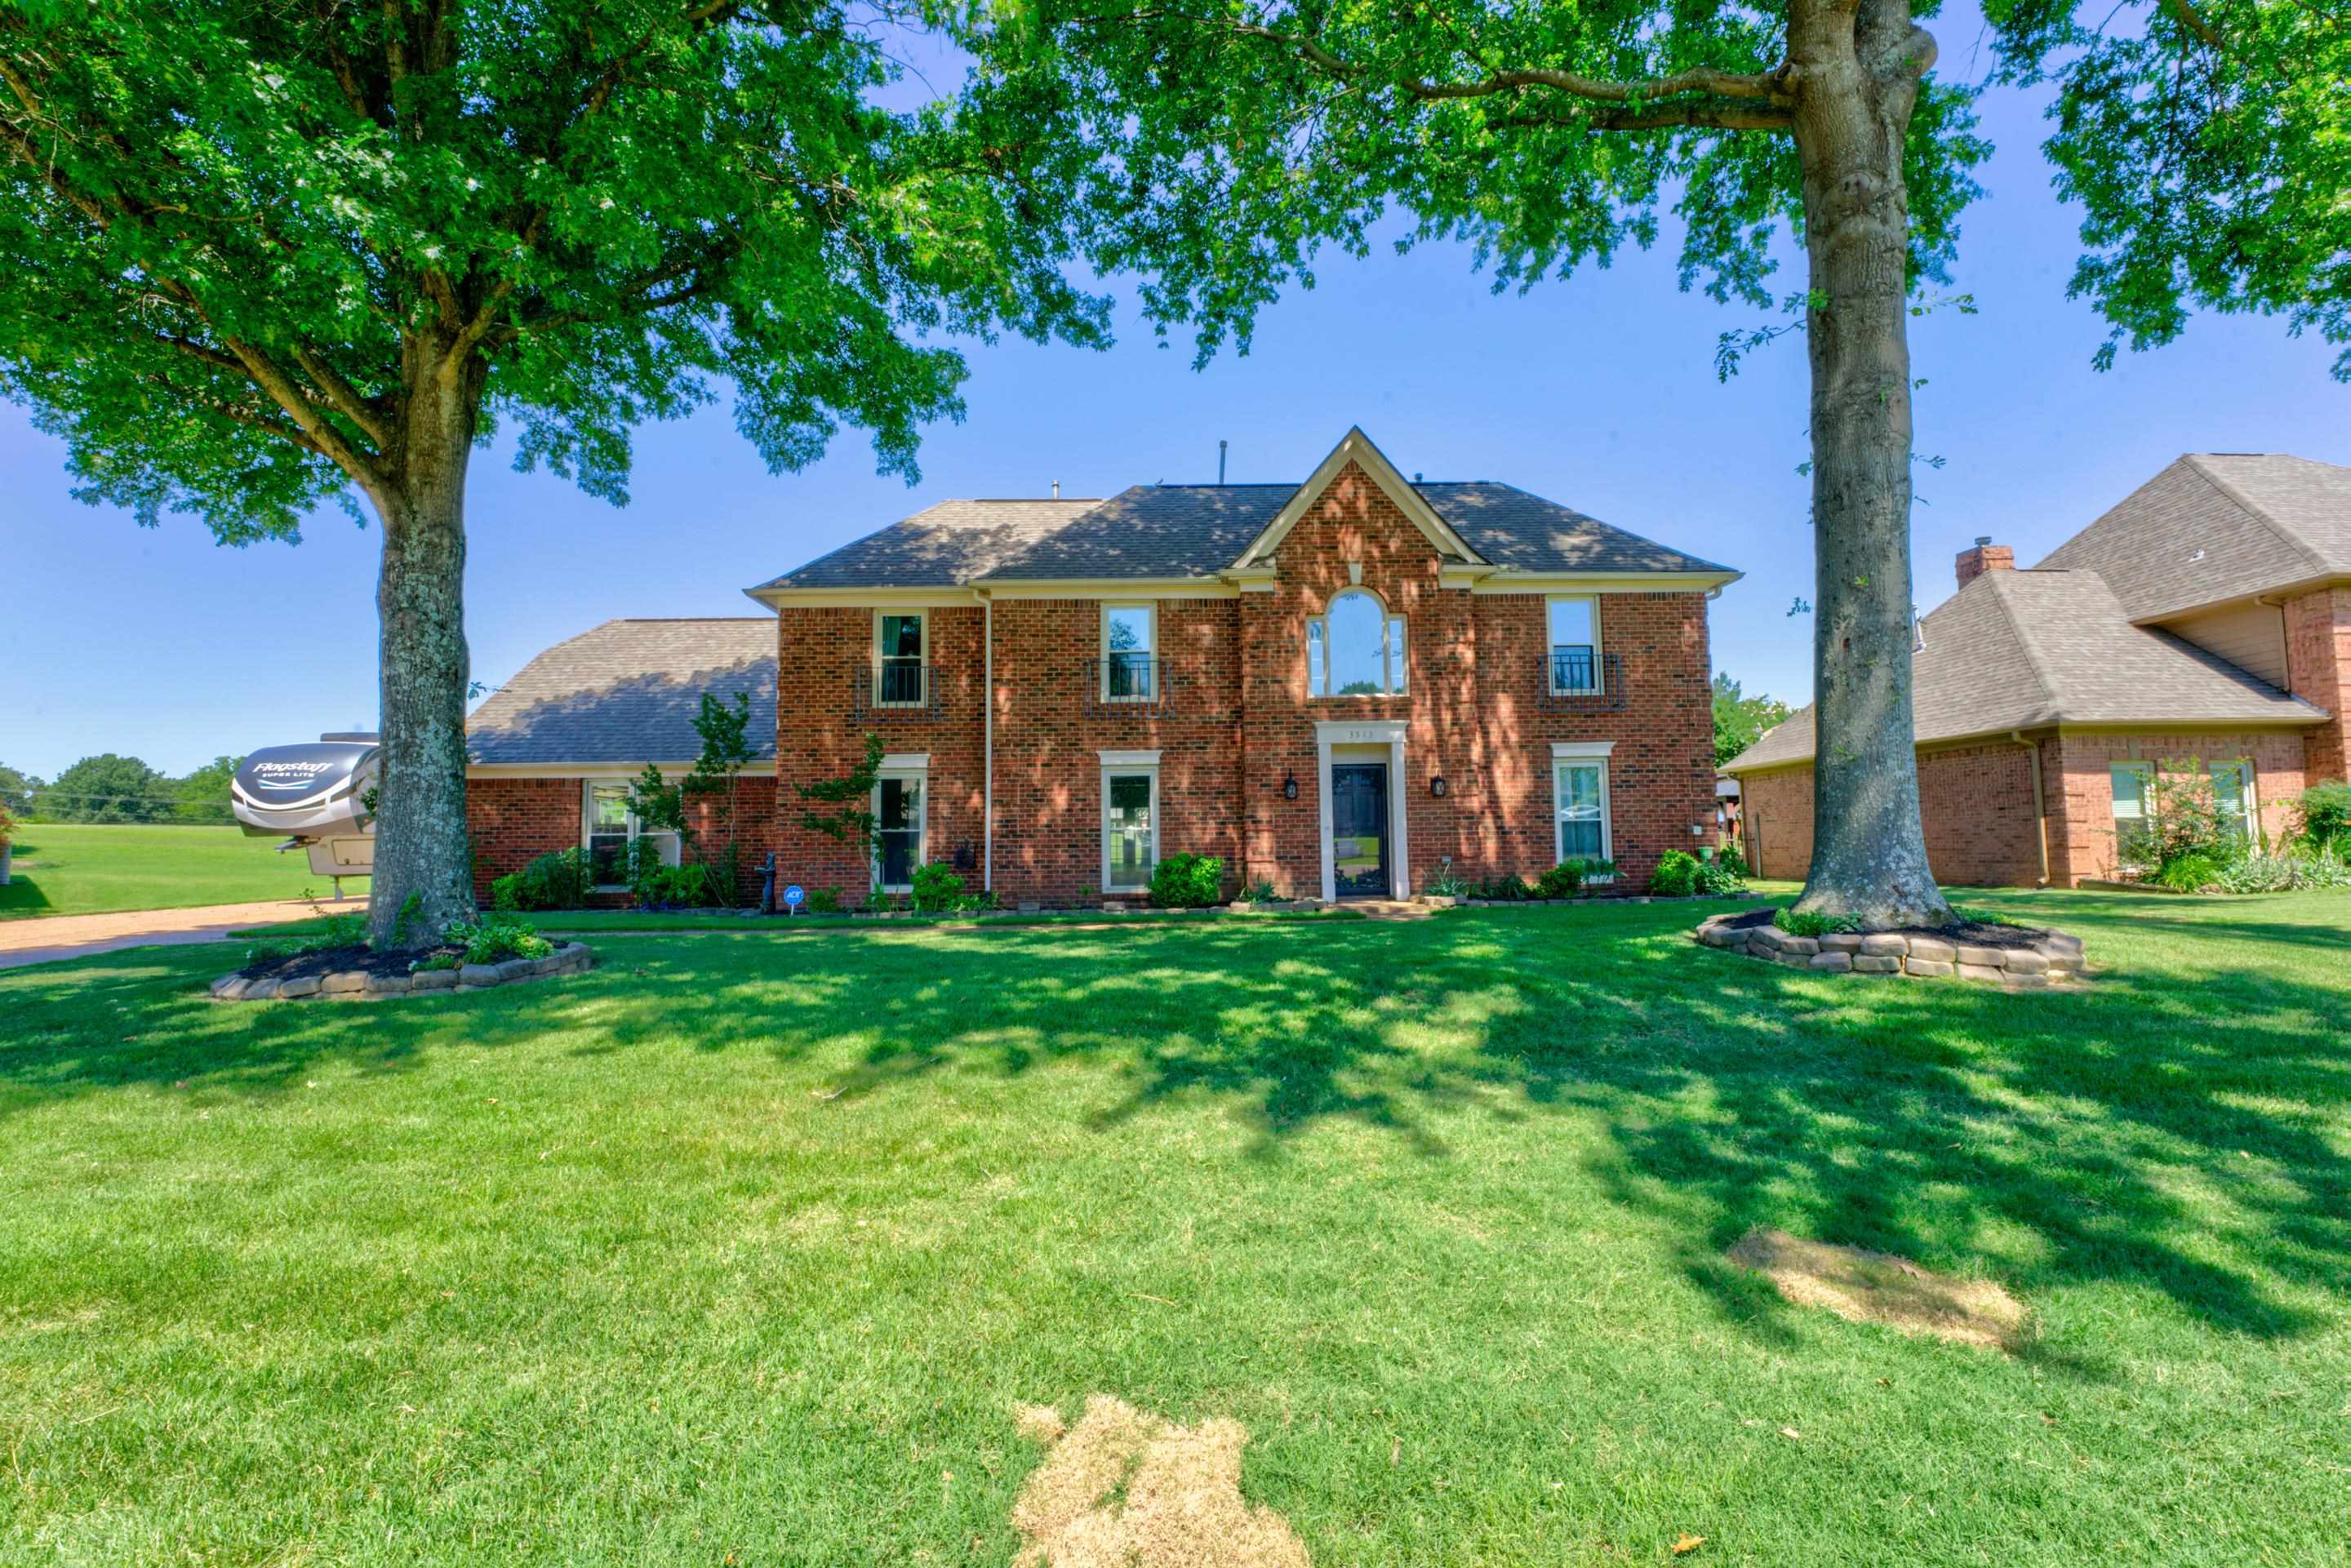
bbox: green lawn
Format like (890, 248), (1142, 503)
(2, 889), (2344, 1565)
(0, 823), (367, 919)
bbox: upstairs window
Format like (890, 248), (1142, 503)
(1104, 604), (1155, 701)
(1548, 597), (1599, 693)
(1308, 589), (1407, 697)
(876, 612), (926, 707)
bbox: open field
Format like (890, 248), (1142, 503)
(0, 824), (368, 919)
(1, 888), (2344, 1564)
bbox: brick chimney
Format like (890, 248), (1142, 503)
(1956, 535), (2014, 591)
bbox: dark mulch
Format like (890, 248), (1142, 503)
(1727, 907), (2064, 949)
(235, 944), (451, 983)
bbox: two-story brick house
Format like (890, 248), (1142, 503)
(467, 429), (1740, 904)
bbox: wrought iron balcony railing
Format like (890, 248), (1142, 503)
(1084, 654), (1170, 716)
(1540, 650), (1624, 712)
(852, 662), (944, 720)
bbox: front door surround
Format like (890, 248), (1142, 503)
(1315, 719), (1410, 900)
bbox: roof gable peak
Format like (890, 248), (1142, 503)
(1231, 426), (1487, 569)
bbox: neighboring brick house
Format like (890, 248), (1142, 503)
(466, 428), (1740, 904)
(1724, 453), (2346, 886)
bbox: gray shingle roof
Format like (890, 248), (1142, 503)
(467, 619), (776, 766)
(753, 479), (1732, 589)
(751, 499), (1103, 590)
(1722, 568), (2325, 772)
(2035, 453), (2351, 620)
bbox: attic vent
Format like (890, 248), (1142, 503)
(1913, 612), (1926, 653)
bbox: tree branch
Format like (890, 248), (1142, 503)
(294, 344), (393, 448)
(1136, 14), (1791, 108)
(2159, 0), (2226, 51)
(221, 334), (384, 488)
(1496, 101), (1795, 132)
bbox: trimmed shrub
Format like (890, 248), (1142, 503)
(1149, 852), (1224, 908)
(513, 847), (590, 911)
(490, 873), (525, 913)
(910, 861), (966, 911)
(1535, 860), (1587, 899)
(1650, 850), (1701, 896)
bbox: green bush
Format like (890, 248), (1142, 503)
(909, 861), (965, 912)
(442, 917), (555, 965)
(639, 862), (722, 908)
(506, 847), (589, 911)
(490, 873), (524, 912)
(2295, 781), (2351, 851)
(1535, 860), (1587, 899)
(2151, 851), (2227, 892)
(1238, 877), (1281, 904)
(1474, 874), (1534, 901)
(1149, 852), (1224, 908)
(807, 886), (846, 915)
(1650, 850), (1700, 896)
(1693, 854), (1746, 896)
(1773, 908), (1861, 938)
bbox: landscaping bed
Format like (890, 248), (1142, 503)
(1695, 905), (2087, 984)
(210, 939), (595, 1000)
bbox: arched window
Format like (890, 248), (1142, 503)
(1307, 589), (1407, 696)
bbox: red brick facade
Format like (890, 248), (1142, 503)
(1741, 727), (2311, 887)
(2286, 584), (2351, 784)
(762, 461), (1720, 904)
(466, 775), (779, 904)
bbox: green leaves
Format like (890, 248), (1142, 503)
(0, 0), (1117, 538)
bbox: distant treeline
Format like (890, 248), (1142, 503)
(1, 754), (242, 826)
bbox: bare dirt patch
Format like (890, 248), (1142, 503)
(1011, 1395), (1310, 1568)
(1727, 1227), (2026, 1352)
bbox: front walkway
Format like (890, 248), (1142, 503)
(0, 899), (345, 971)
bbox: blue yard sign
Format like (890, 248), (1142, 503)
(783, 884), (806, 913)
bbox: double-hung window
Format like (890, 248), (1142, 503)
(2109, 762), (2155, 868)
(1104, 605), (1155, 701)
(876, 612), (926, 708)
(584, 780), (681, 890)
(1308, 589), (1407, 696)
(1548, 597), (1599, 694)
(1100, 753), (1160, 892)
(2208, 762), (2257, 843)
(1554, 758), (1611, 863)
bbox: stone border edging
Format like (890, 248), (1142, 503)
(1693, 913), (2085, 988)
(209, 942), (596, 1002)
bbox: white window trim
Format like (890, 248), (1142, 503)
(873, 608), (927, 710)
(1546, 594), (1602, 695)
(581, 780), (681, 891)
(1101, 603), (1157, 704)
(1553, 756), (1614, 867)
(1099, 749), (1162, 893)
(1313, 720), (1410, 900)
(1307, 588), (1407, 699)
(870, 757), (929, 893)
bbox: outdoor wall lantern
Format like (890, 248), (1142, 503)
(1429, 774), (1450, 799)
(1282, 771), (1299, 801)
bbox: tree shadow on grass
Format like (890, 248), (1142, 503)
(2, 904), (2344, 1350)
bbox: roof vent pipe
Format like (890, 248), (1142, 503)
(1218, 439), (1227, 485)
(1051, 480), (1060, 499)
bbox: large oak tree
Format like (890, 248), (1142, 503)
(975, 0), (2345, 927)
(2, 0), (1104, 944)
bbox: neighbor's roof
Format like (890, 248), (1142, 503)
(751, 480), (1731, 591)
(1720, 568), (2326, 772)
(2035, 453), (2351, 621)
(466, 619), (776, 766)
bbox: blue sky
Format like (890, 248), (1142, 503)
(5, 4), (2346, 780)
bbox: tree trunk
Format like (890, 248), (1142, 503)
(365, 339), (487, 948)
(1787, 0), (1956, 931)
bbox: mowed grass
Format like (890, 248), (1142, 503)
(0, 823), (367, 919)
(2, 888), (2346, 1566)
